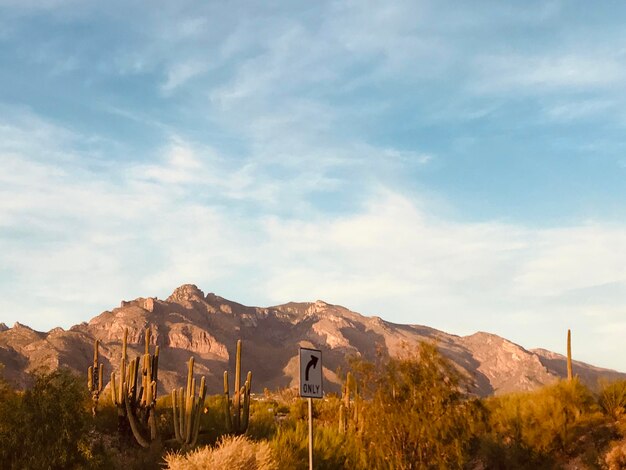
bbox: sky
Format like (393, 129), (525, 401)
(0, 1), (625, 370)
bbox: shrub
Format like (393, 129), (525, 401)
(165, 434), (276, 470)
(0, 372), (22, 467)
(484, 378), (603, 465)
(270, 420), (364, 470)
(0, 368), (93, 469)
(600, 380), (626, 420)
(359, 342), (481, 469)
(247, 401), (279, 441)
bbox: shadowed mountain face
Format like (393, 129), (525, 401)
(0, 284), (624, 396)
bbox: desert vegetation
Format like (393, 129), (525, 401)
(2, 337), (626, 469)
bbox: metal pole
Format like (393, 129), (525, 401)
(308, 397), (313, 470)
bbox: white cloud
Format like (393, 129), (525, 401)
(544, 100), (614, 122)
(161, 60), (209, 93)
(3, 2), (626, 373)
(473, 54), (626, 93)
(2, 120), (626, 368)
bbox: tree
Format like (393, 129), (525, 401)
(359, 342), (481, 469)
(0, 368), (92, 469)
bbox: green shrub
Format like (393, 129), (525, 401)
(600, 380), (626, 420)
(0, 368), (93, 469)
(270, 420), (363, 470)
(484, 378), (603, 464)
(247, 401), (278, 441)
(0, 372), (22, 467)
(359, 342), (482, 469)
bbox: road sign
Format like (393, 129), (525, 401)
(299, 347), (323, 398)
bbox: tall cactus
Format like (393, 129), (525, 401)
(111, 327), (160, 447)
(172, 357), (207, 448)
(567, 329), (573, 381)
(223, 339), (252, 435)
(87, 338), (104, 417)
(338, 371), (359, 433)
(111, 327), (129, 422)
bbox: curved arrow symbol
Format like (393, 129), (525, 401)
(305, 355), (319, 381)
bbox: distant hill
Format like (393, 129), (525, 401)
(1, 284), (623, 395)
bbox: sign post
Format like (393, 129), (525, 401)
(299, 347), (323, 470)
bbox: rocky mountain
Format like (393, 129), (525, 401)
(0, 284), (624, 396)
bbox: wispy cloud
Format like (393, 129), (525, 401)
(2, 1), (626, 372)
(472, 54), (626, 93)
(161, 60), (209, 93)
(1, 109), (625, 369)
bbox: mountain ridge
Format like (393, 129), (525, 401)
(0, 284), (623, 396)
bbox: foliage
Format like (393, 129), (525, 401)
(0, 368), (22, 467)
(3, 340), (626, 469)
(247, 400), (279, 441)
(358, 342), (482, 469)
(0, 368), (93, 469)
(600, 380), (626, 420)
(489, 379), (598, 453)
(165, 434), (276, 470)
(270, 420), (364, 470)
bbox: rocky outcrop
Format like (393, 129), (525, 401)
(166, 284), (205, 304)
(1, 284), (624, 395)
(167, 324), (228, 358)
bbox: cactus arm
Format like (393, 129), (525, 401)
(129, 360), (137, 402)
(145, 328), (150, 355)
(233, 340), (242, 431)
(178, 387), (185, 442)
(152, 346), (159, 399)
(185, 380), (194, 443)
(119, 329), (127, 405)
(223, 371), (232, 432)
(241, 374), (251, 432)
(145, 354), (153, 406)
(88, 339), (104, 416)
(186, 358), (194, 399)
(567, 329), (573, 381)
(172, 389), (181, 442)
(190, 376), (206, 447)
(93, 339), (99, 362)
(111, 372), (118, 405)
(124, 383), (151, 448)
(149, 398), (157, 441)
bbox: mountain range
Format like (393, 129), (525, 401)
(0, 284), (623, 396)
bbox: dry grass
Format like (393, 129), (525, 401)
(164, 435), (277, 470)
(606, 439), (626, 470)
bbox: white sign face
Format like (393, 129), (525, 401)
(299, 347), (323, 398)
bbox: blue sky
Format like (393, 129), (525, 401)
(1, 1), (625, 370)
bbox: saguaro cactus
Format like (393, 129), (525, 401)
(172, 357), (207, 448)
(87, 338), (104, 416)
(338, 371), (359, 433)
(567, 329), (573, 381)
(111, 327), (129, 423)
(110, 327), (160, 447)
(223, 339), (252, 435)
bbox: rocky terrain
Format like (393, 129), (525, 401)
(0, 284), (624, 396)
